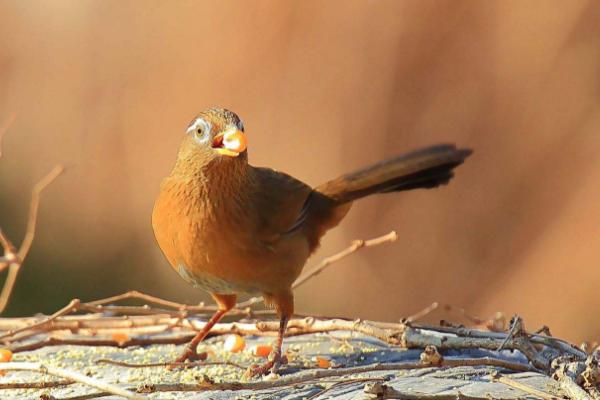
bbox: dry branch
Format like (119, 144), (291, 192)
(292, 230), (398, 289)
(237, 230), (398, 308)
(0, 298), (80, 341)
(17, 165), (65, 261)
(559, 375), (594, 400)
(406, 301), (507, 333)
(406, 301), (439, 323)
(0, 362), (145, 399)
(88, 290), (204, 310)
(95, 358), (246, 370)
(0, 165), (64, 313)
(401, 323), (552, 371)
(0, 379), (74, 389)
(490, 371), (559, 400)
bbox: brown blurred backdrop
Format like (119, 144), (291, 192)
(0, 1), (599, 343)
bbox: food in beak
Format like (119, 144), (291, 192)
(213, 129), (247, 157)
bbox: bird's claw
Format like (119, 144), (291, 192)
(245, 360), (276, 378)
(244, 354), (287, 378)
(166, 345), (207, 370)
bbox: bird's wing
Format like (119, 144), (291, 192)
(252, 167), (313, 243)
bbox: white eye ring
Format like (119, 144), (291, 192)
(187, 118), (212, 144)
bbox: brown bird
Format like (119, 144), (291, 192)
(152, 108), (471, 376)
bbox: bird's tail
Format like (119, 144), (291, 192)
(315, 144), (472, 204)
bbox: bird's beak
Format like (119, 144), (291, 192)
(212, 127), (247, 157)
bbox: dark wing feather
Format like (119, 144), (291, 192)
(251, 167), (313, 242)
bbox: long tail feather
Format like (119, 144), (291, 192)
(315, 144), (472, 204)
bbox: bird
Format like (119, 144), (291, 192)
(152, 107), (472, 377)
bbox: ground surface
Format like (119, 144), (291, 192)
(1, 329), (562, 399)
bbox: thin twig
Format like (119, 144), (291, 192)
(449, 304), (488, 326)
(292, 230), (398, 289)
(0, 112), (16, 158)
(0, 298), (80, 341)
(88, 290), (201, 311)
(0, 165), (65, 313)
(536, 325), (552, 336)
(404, 302), (506, 333)
(9, 334), (196, 353)
(0, 379), (74, 389)
(18, 164), (65, 260)
(237, 231), (398, 308)
(490, 371), (559, 400)
(0, 228), (19, 272)
(95, 358), (245, 370)
(497, 315), (524, 351)
(0, 362), (145, 399)
(406, 302), (439, 323)
(0, 229), (18, 256)
(442, 357), (533, 372)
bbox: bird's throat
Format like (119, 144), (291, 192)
(168, 154), (254, 214)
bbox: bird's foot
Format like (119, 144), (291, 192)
(166, 344), (207, 370)
(245, 354), (287, 378)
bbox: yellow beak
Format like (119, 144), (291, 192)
(212, 128), (247, 157)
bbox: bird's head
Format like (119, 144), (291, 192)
(175, 108), (248, 170)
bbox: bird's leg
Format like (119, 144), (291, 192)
(171, 293), (236, 367)
(173, 309), (225, 364)
(246, 290), (293, 377)
(246, 314), (289, 377)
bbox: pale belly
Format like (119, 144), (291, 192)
(175, 262), (259, 295)
(170, 229), (311, 296)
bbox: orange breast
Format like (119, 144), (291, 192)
(152, 177), (310, 295)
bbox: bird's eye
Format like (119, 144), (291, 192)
(195, 126), (209, 141)
(188, 118), (211, 144)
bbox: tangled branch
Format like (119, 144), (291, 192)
(0, 297), (596, 399)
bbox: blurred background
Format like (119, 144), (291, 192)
(0, 1), (599, 344)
